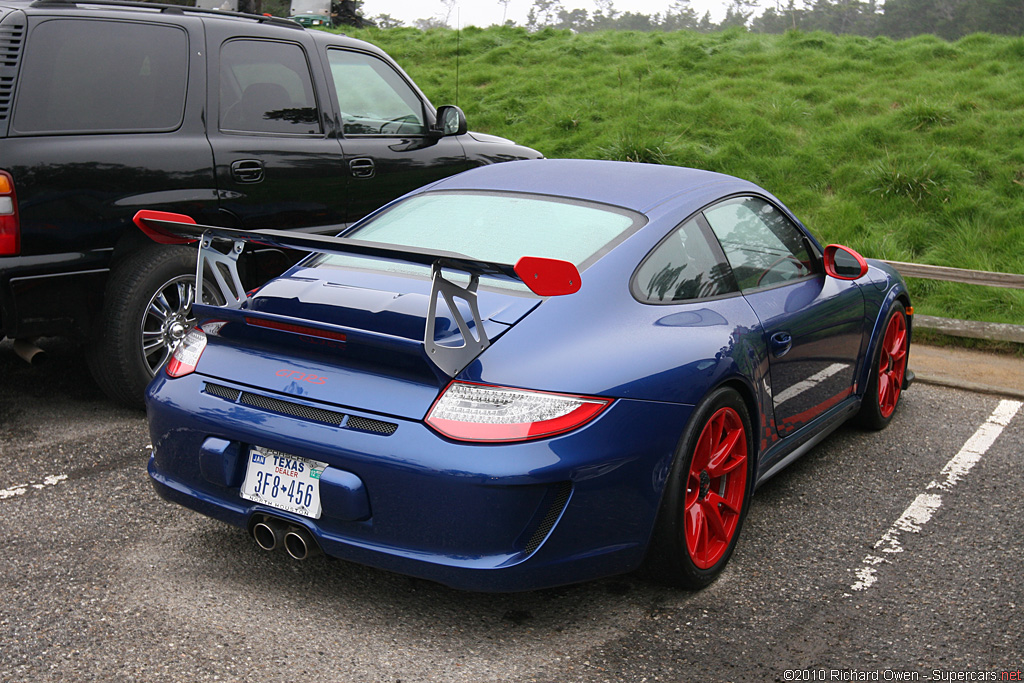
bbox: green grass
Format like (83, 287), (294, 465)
(343, 26), (1024, 325)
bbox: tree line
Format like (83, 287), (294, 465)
(367, 0), (1023, 40)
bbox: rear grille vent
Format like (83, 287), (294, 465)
(346, 415), (398, 436)
(0, 23), (25, 121)
(524, 482), (573, 555)
(204, 383), (241, 401)
(203, 383), (397, 435)
(239, 391), (346, 425)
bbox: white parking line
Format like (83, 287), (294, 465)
(847, 399), (1022, 594)
(0, 473), (68, 500)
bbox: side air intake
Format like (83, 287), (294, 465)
(523, 482), (573, 555)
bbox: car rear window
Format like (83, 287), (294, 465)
(317, 191), (644, 289)
(13, 19), (188, 134)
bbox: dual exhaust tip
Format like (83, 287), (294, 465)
(251, 517), (321, 561)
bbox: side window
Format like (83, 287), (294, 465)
(703, 197), (816, 292)
(219, 39), (321, 135)
(327, 49), (427, 136)
(634, 217), (738, 303)
(13, 19), (188, 134)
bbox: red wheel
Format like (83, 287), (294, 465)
(857, 302), (909, 430)
(876, 309), (908, 418)
(648, 387), (754, 588)
(684, 406), (748, 569)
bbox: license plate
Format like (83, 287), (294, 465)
(240, 447), (328, 519)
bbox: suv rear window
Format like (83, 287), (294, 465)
(219, 39), (321, 135)
(13, 19), (188, 134)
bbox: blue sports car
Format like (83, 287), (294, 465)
(139, 159), (912, 591)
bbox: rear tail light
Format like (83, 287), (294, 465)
(426, 382), (611, 443)
(0, 171), (20, 256)
(166, 327), (207, 378)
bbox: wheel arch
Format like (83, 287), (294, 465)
(652, 373), (760, 510)
(714, 376), (762, 494)
(643, 377), (759, 587)
(717, 375), (760, 451)
(856, 284), (911, 398)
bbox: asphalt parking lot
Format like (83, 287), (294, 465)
(1, 337), (1021, 682)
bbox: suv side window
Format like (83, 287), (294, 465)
(703, 196), (816, 292)
(219, 39), (321, 135)
(634, 217), (738, 303)
(13, 19), (188, 134)
(327, 49), (427, 136)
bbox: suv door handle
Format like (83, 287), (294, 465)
(770, 332), (793, 358)
(349, 157), (376, 178)
(231, 159), (264, 183)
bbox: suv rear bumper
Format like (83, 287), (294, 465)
(0, 249), (110, 338)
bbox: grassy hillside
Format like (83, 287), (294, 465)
(346, 26), (1024, 325)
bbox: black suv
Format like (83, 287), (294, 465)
(0, 0), (541, 406)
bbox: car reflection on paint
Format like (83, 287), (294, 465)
(141, 159), (911, 591)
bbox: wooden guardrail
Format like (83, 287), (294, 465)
(879, 260), (1024, 344)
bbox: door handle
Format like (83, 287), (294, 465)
(349, 157), (376, 178)
(230, 159), (264, 183)
(770, 332), (793, 358)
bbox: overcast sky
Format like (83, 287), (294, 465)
(359, 1), (735, 28)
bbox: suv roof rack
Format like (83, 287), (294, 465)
(27, 0), (303, 29)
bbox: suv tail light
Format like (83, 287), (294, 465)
(0, 171), (20, 256)
(426, 382), (611, 443)
(166, 327), (208, 378)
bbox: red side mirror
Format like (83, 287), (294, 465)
(133, 209), (197, 245)
(514, 256), (581, 296)
(823, 244), (868, 280)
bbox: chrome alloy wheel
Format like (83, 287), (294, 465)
(139, 274), (200, 376)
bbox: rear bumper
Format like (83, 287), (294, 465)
(146, 371), (692, 591)
(0, 250), (110, 338)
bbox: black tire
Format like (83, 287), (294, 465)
(87, 244), (219, 408)
(856, 302), (909, 431)
(647, 386), (754, 589)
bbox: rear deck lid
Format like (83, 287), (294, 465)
(195, 265), (541, 418)
(136, 189), (645, 416)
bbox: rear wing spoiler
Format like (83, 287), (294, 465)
(133, 210), (581, 377)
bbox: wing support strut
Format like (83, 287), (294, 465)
(424, 263), (488, 377)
